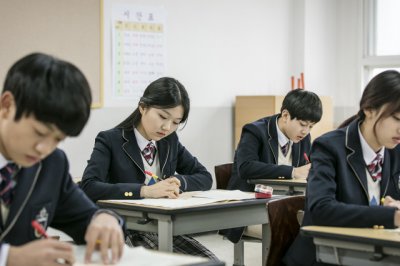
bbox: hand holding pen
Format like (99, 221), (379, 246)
(7, 221), (75, 265)
(141, 170), (181, 198)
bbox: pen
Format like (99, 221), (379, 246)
(303, 153), (310, 164)
(31, 220), (49, 238)
(144, 170), (158, 179)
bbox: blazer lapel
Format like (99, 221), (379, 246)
(157, 137), (170, 177)
(345, 121), (369, 199)
(267, 115), (279, 164)
(380, 148), (391, 197)
(291, 141), (300, 166)
(121, 129), (145, 182)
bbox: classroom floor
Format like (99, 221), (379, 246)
(193, 232), (262, 266)
(48, 228), (261, 266)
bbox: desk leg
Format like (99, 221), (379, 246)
(158, 219), (173, 252)
(287, 185), (295, 196)
(262, 222), (270, 265)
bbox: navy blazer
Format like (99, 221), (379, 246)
(0, 149), (98, 246)
(284, 119), (400, 266)
(80, 128), (212, 202)
(227, 114), (311, 192)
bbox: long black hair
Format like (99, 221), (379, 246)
(116, 77), (190, 130)
(339, 70), (400, 129)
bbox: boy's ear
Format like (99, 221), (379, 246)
(281, 109), (290, 121)
(0, 91), (15, 118)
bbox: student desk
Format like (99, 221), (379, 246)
(98, 197), (271, 265)
(74, 245), (222, 266)
(302, 225), (400, 265)
(247, 179), (307, 195)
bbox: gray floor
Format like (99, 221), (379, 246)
(193, 232), (261, 266)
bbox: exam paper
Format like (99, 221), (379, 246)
(74, 246), (207, 266)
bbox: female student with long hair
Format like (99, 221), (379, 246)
(284, 70), (400, 266)
(80, 77), (216, 259)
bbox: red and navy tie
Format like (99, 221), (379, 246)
(0, 163), (17, 207)
(281, 142), (289, 157)
(142, 142), (156, 166)
(367, 154), (383, 182)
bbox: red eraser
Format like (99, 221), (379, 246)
(255, 192), (272, 199)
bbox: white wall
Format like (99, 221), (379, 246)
(61, 0), (363, 187)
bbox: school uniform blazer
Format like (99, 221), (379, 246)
(284, 118), (400, 266)
(0, 149), (98, 246)
(80, 128), (213, 202)
(227, 114), (311, 192)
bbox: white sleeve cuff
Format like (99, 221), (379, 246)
(0, 243), (10, 266)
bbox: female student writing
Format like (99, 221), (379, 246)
(284, 70), (400, 266)
(80, 77), (216, 259)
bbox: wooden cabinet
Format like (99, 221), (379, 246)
(234, 95), (333, 148)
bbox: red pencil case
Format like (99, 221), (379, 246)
(255, 192), (272, 199)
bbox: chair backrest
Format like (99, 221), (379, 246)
(214, 163), (233, 189)
(266, 195), (305, 266)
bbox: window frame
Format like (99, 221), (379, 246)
(362, 0), (400, 85)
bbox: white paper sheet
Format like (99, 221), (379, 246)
(106, 189), (255, 208)
(74, 245), (207, 266)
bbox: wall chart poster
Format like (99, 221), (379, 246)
(112, 5), (166, 101)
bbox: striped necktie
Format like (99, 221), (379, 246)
(281, 142), (289, 157)
(0, 163), (17, 207)
(367, 153), (383, 182)
(142, 142), (157, 166)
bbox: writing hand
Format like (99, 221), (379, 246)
(293, 164), (311, 179)
(141, 178), (181, 198)
(85, 213), (124, 264)
(8, 239), (75, 266)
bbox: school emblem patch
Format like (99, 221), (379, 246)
(33, 207), (48, 238)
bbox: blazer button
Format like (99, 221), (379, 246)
(128, 192), (133, 197)
(124, 192), (129, 197)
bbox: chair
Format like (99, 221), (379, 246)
(215, 163), (261, 266)
(214, 162), (233, 189)
(265, 195), (305, 266)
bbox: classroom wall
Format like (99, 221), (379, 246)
(60, 0), (362, 187)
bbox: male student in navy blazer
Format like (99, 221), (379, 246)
(0, 53), (124, 265)
(225, 88), (322, 243)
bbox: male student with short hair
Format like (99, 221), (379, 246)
(0, 53), (124, 265)
(225, 88), (322, 242)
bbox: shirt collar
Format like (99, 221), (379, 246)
(0, 153), (15, 169)
(134, 128), (156, 151)
(276, 117), (291, 147)
(358, 123), (385, 165)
